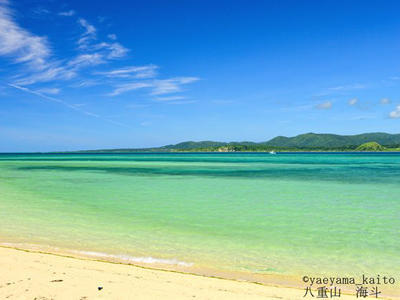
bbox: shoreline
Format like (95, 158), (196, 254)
(1, 245), (398, 299)
(0, 241), (298, 288)
(0, 245), (352, 300)
(1, 151), (400, 154)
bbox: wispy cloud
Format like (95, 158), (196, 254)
(0, 2), (50, 70)
(8, 83), (128, 127)
(389, 105), (400, 119)
(109, 77), (199, 97)
(13, 62), (76, 85)
(77, 18), (96, 47)
(0, 2), (80, 86)
(71, 80), (100, 88)
(107, 34), (117, 40)
(36, 87), (60, 95)
(58, 10), (75, 17)
(107, 42), (128, 58)
(95, 65), (158, 78)
(153, 96), (185, 101)
(15, 52), (106, 86)
(7, 13), (127, 86)
(32, 7), (50, 16)
(91, 42), (128, 59)
(380, 98), (391, 105)
(348, 97), (358, 106)
(76, 18), (128, 59)
(71, 79), (100, 88)
(108, 82), (153, 96)
(315, 101), (332, 110)
(9, 83), (93, 113)
(68, 53), (104, 68)
(151, 77), (199, 95)
(2, 0), (198, 108)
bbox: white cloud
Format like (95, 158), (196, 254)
(0, 2), (50, 69)
(0, 2), (79, 86)
(83, 41), (128, 59)
(315, 101), (332, 110)
(78, 18), (96, 36)
(76, 19), (128, 58)
(13, 36), (128, 86)
(108, 82), (153, 96)
(16, 52), (106, 85)
(107, 34), (117, 40)
(95, 65), (158, 78)
(1, 2), (197, 99)
(380, 98), (390, 105)
(77, 18), (96, 47)
(58, 10), (75, 17)
(14, 62), (76, 85)
(151, 77), (199, 95)
(32, 7), (50, 16)
(108, 77), (199, 97)
(37, 87), (60, 95)
(389, 105), (400, 119)
(154, 96), (185, 101)
(72, 79), (100, 88)
(68, 53), (104, 68)
(105, 42), (128, 58)
(348, 98), (358, 105)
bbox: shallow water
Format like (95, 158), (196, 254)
(0, 153), (399, 282)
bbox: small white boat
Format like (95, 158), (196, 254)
(269, 150), (276, 154)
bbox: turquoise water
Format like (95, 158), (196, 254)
(0, 153), (399, 283)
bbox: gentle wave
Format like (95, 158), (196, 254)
(72, 250), (194, 267)
(0, 242), (193, 267)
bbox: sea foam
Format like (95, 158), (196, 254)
(72, 250), (194, 267)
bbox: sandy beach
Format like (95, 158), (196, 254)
(0, 246), (360, 300)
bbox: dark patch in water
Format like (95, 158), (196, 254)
(15, 163), (400, 184)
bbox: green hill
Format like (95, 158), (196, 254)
(161, 140), (259, 150)
(72, 132), (400, 153)
(263, 132), (400, 148)
(161, 141), (227, 150)
(356, 142), (385, 151)
(160, 133), (400, 150)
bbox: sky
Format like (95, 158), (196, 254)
(1, 0), (400, 152)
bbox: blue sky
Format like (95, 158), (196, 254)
(1, 0), (400, 152)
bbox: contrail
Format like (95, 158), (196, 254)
(8, 83), (129, 128)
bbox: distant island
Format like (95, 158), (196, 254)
(72, 132), (400, 153)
